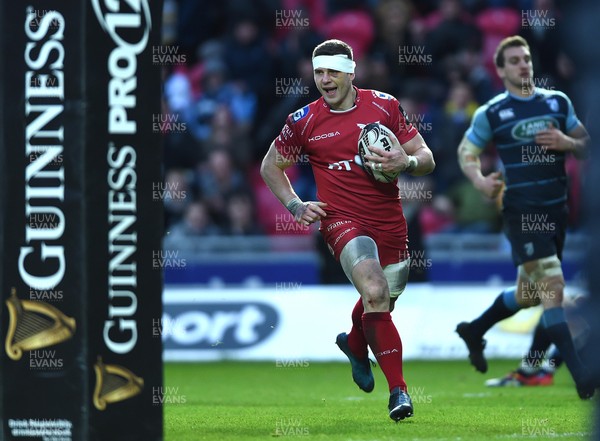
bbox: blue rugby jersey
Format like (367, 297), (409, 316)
(465, 88), (581, 208)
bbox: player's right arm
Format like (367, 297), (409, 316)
(458, 107), (504, 199)
(458, 135), (503, 199)
(260, 141), (327, 226)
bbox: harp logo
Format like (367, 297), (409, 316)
(93, 357), (144, 410)
(5, 288), (76, 361)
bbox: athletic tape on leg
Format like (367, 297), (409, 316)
(518, 255), (563, 283)
(383, 259), (410, 298)
(340, 236), (410, 298)
(339, 236), (379, 283)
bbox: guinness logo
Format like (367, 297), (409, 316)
(5, 288), (76, 361)
(93, 357), (144, 410)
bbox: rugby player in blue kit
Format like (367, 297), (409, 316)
(454, 35), (594, 399)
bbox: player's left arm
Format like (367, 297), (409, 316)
(365, 132), (435, 176)
(535, 94), (590, 159)
(535, 122), (590, 160)
(397, 132), (436, 176)
(364, 96), (435, 176)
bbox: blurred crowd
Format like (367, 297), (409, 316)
(159, 0), (586, 240)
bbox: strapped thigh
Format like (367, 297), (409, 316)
(518, 254), (563, 283)
(339, 236), (379, 283)
(383, 258), (411, 298)
(340, 236), (410, 297)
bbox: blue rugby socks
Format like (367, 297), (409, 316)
(469, 287), (521, 337)
(521, 319), (553, 373)
(541, 307), (587, 382)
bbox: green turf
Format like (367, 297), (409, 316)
(164, 360), (594, 440)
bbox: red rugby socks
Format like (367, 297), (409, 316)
(362, 312), (406, 392)
(347, 298), (368, 358)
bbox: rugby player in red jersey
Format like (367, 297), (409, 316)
(261, 39), (435, 421)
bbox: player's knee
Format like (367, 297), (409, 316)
(516, 281), (541, 307)
(361, 277), (390, 309)
(538, 276), (564, 307)
(516, 294), (540, 308)
(520, 297), (540, 307)
(518, 256), (564, 307)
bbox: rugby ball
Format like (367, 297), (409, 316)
(357, 122), (400, 183)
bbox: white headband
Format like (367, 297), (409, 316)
(312, 54), (356, 74)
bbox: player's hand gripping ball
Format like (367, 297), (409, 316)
(357, 122), (401, 183)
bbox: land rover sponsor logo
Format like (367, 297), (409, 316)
(511, 116), (559, 140)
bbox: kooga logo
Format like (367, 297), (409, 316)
(162, 303), (279, 349)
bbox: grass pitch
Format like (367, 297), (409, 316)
(164, 360), (594, 440)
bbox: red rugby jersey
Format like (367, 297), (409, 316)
(274, 87), (418, 233)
